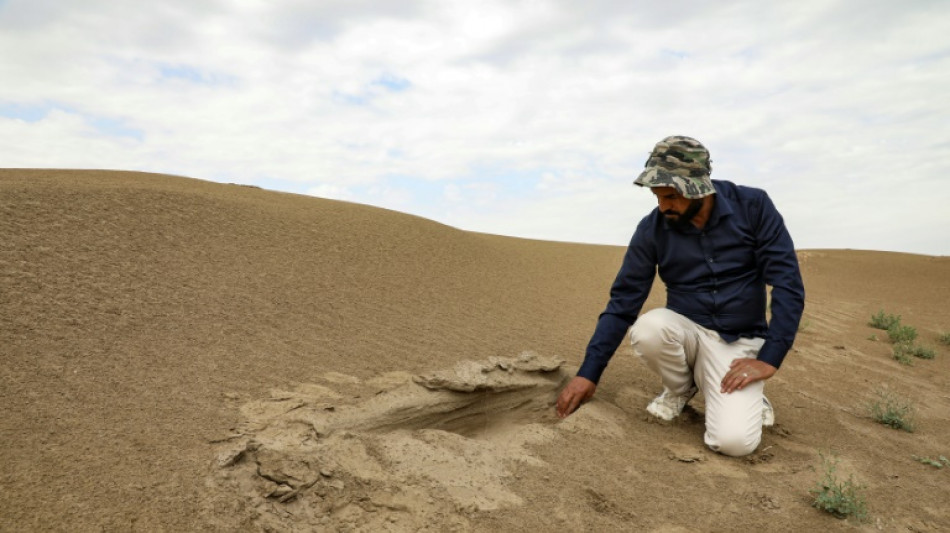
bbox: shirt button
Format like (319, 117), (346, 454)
(707, 257), (714, 263)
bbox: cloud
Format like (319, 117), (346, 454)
(305, 184), (355, 202)
(1, 0), (948, 254)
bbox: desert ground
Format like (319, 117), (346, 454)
(2, 169), (948, 532)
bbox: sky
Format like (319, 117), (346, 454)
(1, 0), (949, 255)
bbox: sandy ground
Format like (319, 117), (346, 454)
(2, 169), (949, 532)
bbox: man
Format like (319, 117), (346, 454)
(556, 135), (804, 457)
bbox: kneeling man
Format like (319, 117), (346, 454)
(556, 136), (805, 457)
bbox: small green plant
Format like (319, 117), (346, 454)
(867, 387), (916, 432)
(938, 332), (950, 346)
(912, 455), (949, 469)
(893, 342), (935, 363)
(867, 334), (878, 341)
(892, 344), (914, 365)
(907, 344), (935, 360)
(810, 452), (868, 521)
(868, 309), (901, 330)
(887, 323), (918, 344)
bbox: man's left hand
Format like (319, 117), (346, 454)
(721, 359), (776, 394)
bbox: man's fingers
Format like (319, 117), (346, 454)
(721, 369), (750, 393)
(561, 396), (580, 419)
(556, 377), (596, 418)
(556, 391), (571, 418)
(557, 390), (581, 418)
(722, 360), (777, 394)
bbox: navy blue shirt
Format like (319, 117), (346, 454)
(577, 180), (805, 384)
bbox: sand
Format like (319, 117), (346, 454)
(2, 169), (949, 532)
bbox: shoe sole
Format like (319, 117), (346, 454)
(762, 396), (775, 427)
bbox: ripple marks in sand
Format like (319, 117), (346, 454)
(205, 352), (568, 532)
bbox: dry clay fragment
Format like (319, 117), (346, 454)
(414, 352), (564, 392)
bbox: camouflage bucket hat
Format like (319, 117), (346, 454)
(634, 135), (714, 199)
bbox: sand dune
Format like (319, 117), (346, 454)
(2, 170), (949, 532)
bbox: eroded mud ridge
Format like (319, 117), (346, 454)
(205, 352), (568, 532)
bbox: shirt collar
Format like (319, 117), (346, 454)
(705, 180), (733, 228)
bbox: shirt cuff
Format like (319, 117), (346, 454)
(756, 340), (789, 369)
(576, 359), (607, 384)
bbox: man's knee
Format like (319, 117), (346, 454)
(705, 428), (761, 457)
(630, 308), (680, 353)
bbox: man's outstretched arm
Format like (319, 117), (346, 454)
(557, 220), (657, 418)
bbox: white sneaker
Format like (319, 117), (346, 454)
(762, 396), (775, 427)
(646, 386), (698, 421)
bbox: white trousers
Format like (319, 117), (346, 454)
(630, 308), (766, 457)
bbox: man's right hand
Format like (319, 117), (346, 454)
(556, 376), (597, 418)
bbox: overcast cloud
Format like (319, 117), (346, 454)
(2, 0), (948, 255)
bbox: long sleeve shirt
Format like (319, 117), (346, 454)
(577, 179), (805, 384)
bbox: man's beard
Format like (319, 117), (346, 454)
(663, 199), (703, 231)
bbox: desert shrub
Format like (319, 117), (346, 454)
(906, 344), (935, 360)
(893, 342), (934, 363)
(938, 332), (950, 346)
(912, 455), (949, 469)
(892, 344), (914, 365)
(810, 452), (868, 521)
(887, 324), (918, 344)
(867, 387), (916, 432)
(868, 309), (901, 330)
